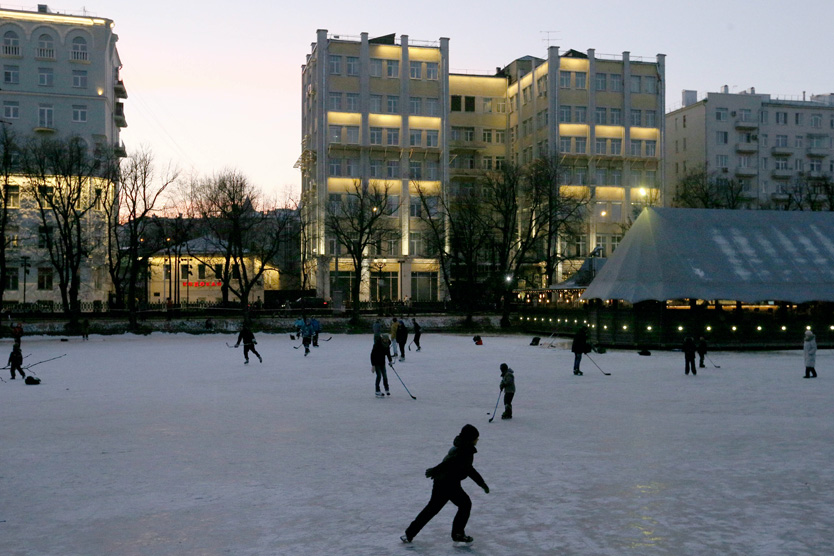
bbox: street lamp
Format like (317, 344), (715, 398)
(20, 255), (30, 305)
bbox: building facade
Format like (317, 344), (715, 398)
(665, 87), (834, 208)
(1, 4), (126, 310)
(300, 31), (664, 301)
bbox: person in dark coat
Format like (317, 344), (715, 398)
(311, 317), (322, 347)
(804, 330), (818, 378)
(683, 336), (697, 375)
(499, 363), (515, 419)
(571, 326), (590, 376)
(300, 318), (314, 356)
(697, 337), (708, 368)
(371, 334), (393, 396)
(402, 424), (489, 544)
(11, 322), (23, 345)
(396, 319), (409, 361)
(234, 325), (262, 364)
(411, 318), (422, 351)
(8, 343), (24, 380)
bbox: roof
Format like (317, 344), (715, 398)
(581, 207), (834, 303)
(551, 257), (606, 290)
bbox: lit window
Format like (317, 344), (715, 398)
(329, 125), (341, 143)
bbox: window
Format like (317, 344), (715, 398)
(328, 92), (342, 111)
(346, 126), (359, 144)
(369, 94), (382, 113)
(630, 109), (641, 127)
(387, 160), (399, 178)
(370, 159), (382, 177)
(776, 112), (788, 125)
(426, 62), (438, 80)
(426, 98), (439, 116)
(6, 185), (19, 207)
(610, 170), (622, 185)
(645, 140), (656, 157)
(71, 36), (88, 60)
(795, 113), (804, 126)
(610, 139), (622, 155)
(537, 75), (547, 95)
(610, 108), (622, 125)
(426, 161), (439, 180)
(328, 125), (342, 143)
(760, 157), (768, 170)
(595, 169), (607, 185)
(760, 110), (769, 124)
(630, 140), (642, 156)
(386, 60), (399, 78)
(775, 157), (789, 170)
(3, 101), (18, 119)
(558, 106), (571, 123)
(595, 73), (607, 91)
(72, 69), (87, 89)
(811, 114), (822, 129)
(369, 58), (382, 77)
(370, 127), (382, 145)
(560, 71), (571, 88)
(345, 56), (359, 76)
(559, 136), (572, 153)
(610, 74), (622, 92)
(5, 267), (18, 290)
(482, 156), (493, 170)
(642, 76), (656, 94)
(595, 138), (607, 155)
(774, 134), (788, 147)
(574, 107), (586, 123)
(716, 154), (728, 168)
(495, 98), (506, 113)
(2, 31), (20, 56)
(38, 67), (53, 87)
(630, 75), (641, 93)
(575, 137), (586, 154)
(760, 134), (768, 146)
(409, 61), (421, 79)
(37, 268), (53, 290)
(495, 156), (505, 170)
(387, 95), (399, 114)
(522, 86), (532, 104)
(738, 154), (751, 168)
(38, 105), (53, 128)
(346, 93), (359, 111)
(810, 159), (822, 173)
(464, 96), (475, 112)
(329, 158), (341, 176)
(386, 128), (399, 146)
(409, 96), (422, 115)
(387, 195), (400, 215)
(794, 135), (804, 148)
(645, 110), (657, 128)
(37, 33), (55, 58)
(594, 107), (607, 125)
(328, 55), (341, 75)
(716, 131), (729, 144)
(4, 65), (19, 84)
(482, 129), (492, 143)
(495, 130), (505, 144)
(794, 158), (804, 171)
(450, 95), (462, 112)
(575, 72), (586, 89)
(426, 130), (438, 147)
(739, 108), (752, 122)
(410, 129), (422, 147)
(72, 105), (87, 123)
(409, 161), (422, 179)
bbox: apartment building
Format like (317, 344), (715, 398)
(0, 4), (126, 310)
(300, 31), (664, 301)
(665, 87), (834, 208)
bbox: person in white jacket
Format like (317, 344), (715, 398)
(803, 330), (817, 378)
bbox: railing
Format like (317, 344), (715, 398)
(36, 48), (54, 59)
(2, 45), (20, 56)
(70, 50), (88, 61)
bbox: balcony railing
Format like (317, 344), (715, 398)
(70, 50), (88, 61)
(36, 48), (55, 59)
(2, 45), (20, 56)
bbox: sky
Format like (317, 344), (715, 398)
(64, 0), (834, 200)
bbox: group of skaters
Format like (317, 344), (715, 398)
(370, 317), (422, 397)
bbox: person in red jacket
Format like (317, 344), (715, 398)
(401, 424), (489, 544)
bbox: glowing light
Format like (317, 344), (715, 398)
(603, 325), (608, 330)
(731, 326), (737, 331)
(678, 326), (684, 331)
(639, 187), (647, 197)
(756, 326), (762, 331)
(646, 325), (652, 331)
(622, 325), (628, 330)
(806, 325), (812, 330)
(781, 326), (787, 331)
(706, 326), (712, 331)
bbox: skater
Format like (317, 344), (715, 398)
(11, 322), (23, 345)
(8, 343), (24, 380)
(311, 317), (321, 347)
(396, 318), (408, 361)
(683, 336), (697, 375)
(390, 318), (400, 357)
(803, 330), (817, 378)
(371, 333), (393, 396)
(234, 324), (262, 364)
(293, 316), (305, 338)
(697, 337), (708, 368)
(300, 318), (314, 356)
(372, 318), (382, 343)
(499, 363), (515, 419)
(411, 318), (422, 351)
(81, 318), (90, 340)
(401, 424), (489, 544)
(571, 326), (589, 375)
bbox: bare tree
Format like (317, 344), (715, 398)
(325, 179), (398, 323)
(672, 166), (747, 209)
(780, 174), (834, 211)
(0, 125), (21, 307)
(103, 147), (178, 328)
(21, 135), (106, 324)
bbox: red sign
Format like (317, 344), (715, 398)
(183, 281), (222, 287)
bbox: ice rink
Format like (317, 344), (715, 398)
(2, 331), (832, 555)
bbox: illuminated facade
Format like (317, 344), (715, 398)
(666, 88), (834, 208)
(0, 5), (126, 309)
(300, 32), (664, 300)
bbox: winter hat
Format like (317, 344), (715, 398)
(500, 363), (508, 372)
(459, 424), (479, 443)
(380, 333), (391, 343)
(805, 330), (814, 338)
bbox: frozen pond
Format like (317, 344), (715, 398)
(2, 332), (832, 555)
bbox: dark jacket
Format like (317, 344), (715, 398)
(500, 368), (516, 394)
(412, 321), (421, 335)
(697, 339), (708, 356)
(236, 328), (256, 346)
(8, 348), (22, 367)
(396, 321), (409, 343)
(426, 435), (487, 489)
(683, 337), (697, 358)
(370, 340), (393, 367)
(571, 329), (589, 354)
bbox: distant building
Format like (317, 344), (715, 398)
(665, 87), (834, 208)
(299, 30), (665, 301)
(0, 5), (126, 311)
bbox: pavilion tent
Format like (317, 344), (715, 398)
(581, 207), (834, 303)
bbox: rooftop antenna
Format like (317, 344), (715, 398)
(541, 31), (561, 48)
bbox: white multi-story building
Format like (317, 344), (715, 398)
(665, 87), (834, 208)
(0, 4), (126, 310)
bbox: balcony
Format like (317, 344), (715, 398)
(735, 166), (757, 177)
(771, 145), (792, 156)
(114, 80), (128, 99)
(734, 118), (758, 130)
(114, 142), (127, 158)
(1, 45), (20, 57)
(114, 102), (127, 128)
(771, 168), (793, 180)
(449, 139), (486, 152)
(807, 147), (828, 158)
(735, 142), (757, 153)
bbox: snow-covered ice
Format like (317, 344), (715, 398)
(2, 332), (833, 555)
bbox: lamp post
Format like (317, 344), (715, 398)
(20, 255), (30, 305)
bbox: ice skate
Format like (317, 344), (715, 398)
(452, 533), (473, 543)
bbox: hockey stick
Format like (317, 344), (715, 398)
(322, 336), (332, 341)
(407, 339), (414, 351)
(488, 390), (503, 422)
(389, 362), (416, 399)
(226, 342), (238, 348)
(24, 353), (67, 370)
(293, 341), (305, 349)
(706, 355), (720, 368)
(585, 354), (611, 376)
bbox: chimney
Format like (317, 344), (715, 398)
(682, 90), (698, 107)
(37, 4), (49, 13)
(722, 84), (729, 94)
